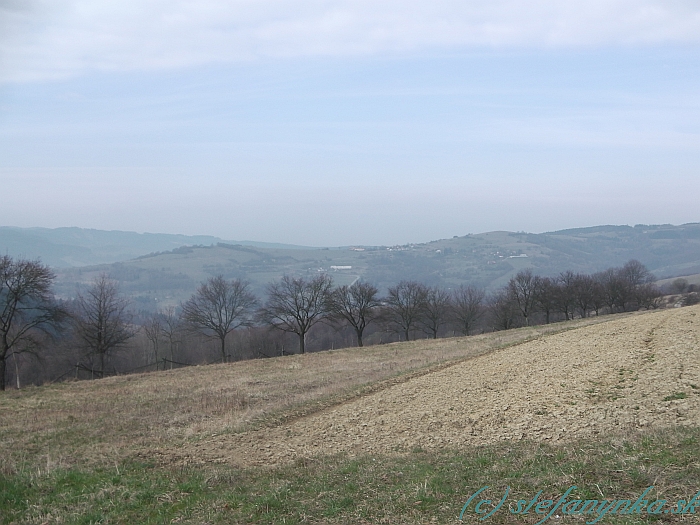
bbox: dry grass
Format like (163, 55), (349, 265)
(3, 308), (700, 525)
(0, 314), (619, 472)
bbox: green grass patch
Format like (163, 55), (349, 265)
(2, 427), (700, 524)
(663, 392), (688, 401)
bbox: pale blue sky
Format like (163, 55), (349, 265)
(1, 1), (699, 246)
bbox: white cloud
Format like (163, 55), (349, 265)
(2, 0), (700, 82)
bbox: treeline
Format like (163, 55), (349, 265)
(1, 254), (697, 390)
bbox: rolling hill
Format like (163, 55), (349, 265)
(0, 226), (310, 268)
(31, 222), (700, 309)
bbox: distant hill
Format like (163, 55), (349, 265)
(33, 222), (700, 312)
(0, 226), (313, 267)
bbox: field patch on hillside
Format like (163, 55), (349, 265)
(0, 316), (615, 473)
(164, 306), (700, 468)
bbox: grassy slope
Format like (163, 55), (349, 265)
(2, 311), (699, 524)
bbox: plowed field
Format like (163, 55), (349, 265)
(168, 306), (700, 467)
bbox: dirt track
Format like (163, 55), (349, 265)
(170, 306), (700, 467)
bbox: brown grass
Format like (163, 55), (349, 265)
(0, 314), (626, 472)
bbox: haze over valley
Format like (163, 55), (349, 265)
(3, 222), (700, 311)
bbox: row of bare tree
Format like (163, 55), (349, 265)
(139, 259), (664, 364)
(489, 260), (661, 330)
(0, 254), (665, 390)
(177, 276), (487, 357)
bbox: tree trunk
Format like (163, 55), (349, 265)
(356, 329), (364, 347)
(221, 336), (227, 363)
(13, 352), (20, 389)
(298, 332), (305, 354)
(0, 357), (5, 391)
(404, 329), (410, 342)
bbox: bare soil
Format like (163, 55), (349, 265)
(164, 306), (700, 468)
(0, 315), (613, 471)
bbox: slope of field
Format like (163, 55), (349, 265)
(0, 316), (616, 473)
(2, 308), (700, 524)
(164, 306), (700, 468)
(2, 308), (699, 474)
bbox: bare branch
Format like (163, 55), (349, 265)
(258, 274), (333, 354)
(72, 274), (135, 376)
(180, 276), (257, 362)
(383, 280), (428, 342)
(326, 281), (380, 347)
(0, 256), (65, 390)
(451, 285), (485, 335)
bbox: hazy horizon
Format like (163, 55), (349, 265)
(2, 2), (699, 246)
(3, 221), (700, 250)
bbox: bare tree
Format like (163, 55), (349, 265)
(636, 282), (663, 310)
(596, 261), (654, 313)
(621, 260), (656, 310)
(160, 306), (182, 368)
(142, 313), (162, 367)
(383, 280), (428, 341)
(589, 274), (606, 316)
(419, 286), (451, 339)
(258, 274), (333, 354)
(326, 281), (381, 347)
(571, 273), (595, 319)
(489, 288), (518, 331)
(556, 271), (577, 320)
(180, 276), (257, 363)
(451, 285), (485, 335)
(670, 278), (689, 294)
(621, 259), (654, 289)
(599, 267), (624, 313)
(533, 276), (557, 324)
(73, 274), (134, 377)
(508, 269), (538, 326)
(0, 256), (65, 390)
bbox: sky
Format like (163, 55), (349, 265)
(1, 1), (700, 246)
